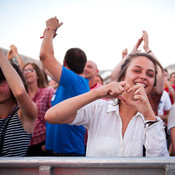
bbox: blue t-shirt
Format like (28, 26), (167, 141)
(45, 66), (90, 155)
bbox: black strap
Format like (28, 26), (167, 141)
(143, 145), (146, 157)
(0, 105), (19, 156)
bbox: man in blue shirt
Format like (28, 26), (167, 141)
(40, 17), (90, 156)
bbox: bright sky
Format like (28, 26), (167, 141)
(0, 0), (175, 71)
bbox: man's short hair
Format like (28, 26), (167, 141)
(64, 48), (87, 74)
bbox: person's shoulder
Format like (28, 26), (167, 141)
(79, 76), (89, 88)
(163, 90), (169, 95)
(168, 104), (175, 121)
(168, 103), (175, 132)
(62, 66), (75, 74)
(61, 66), (80, 79)
(45, 86), (55, 91)
(161, 90), (169, 98)
(170, 103), (175, 112)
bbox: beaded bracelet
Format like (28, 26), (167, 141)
(12, 57), (19, 65)
(40, 27), (56, 39)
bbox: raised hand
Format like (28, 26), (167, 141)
(46, 17), (63, 29)
(96, 81), (130, 103)
(7, 45), (18, 60)
(10, 45), (18, 57)
(126, 84), (155, 120)
(40, 17), (63, 39)
(6, 49), (13, 60)
(130, 37), (143, 54)
(122, 48), (128, 59)
(142, 30), (150, 53)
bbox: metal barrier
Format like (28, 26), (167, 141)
(0, 157), (175, 175)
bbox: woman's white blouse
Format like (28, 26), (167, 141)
(69, 99), (169, 157)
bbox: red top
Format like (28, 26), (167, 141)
(164, 84), (175, 104)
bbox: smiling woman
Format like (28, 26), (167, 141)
(118, 53), (158, 89)
(44, 52), (169, 157)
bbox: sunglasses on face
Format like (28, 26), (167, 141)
(22, 69), (36, 73)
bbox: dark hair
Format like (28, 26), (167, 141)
(64, 48), (87, 74)
(164, 68), (168, 73)
(23, 63), (47, 88)
(0, 62), (28, 104)
(117, 52), (164, 86)
(42, 69), (49, 86)
(96, 74), (104, 83)
(170, 72), (175, 78)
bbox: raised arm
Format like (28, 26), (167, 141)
(122, 48), (128, 59)
(111, 30), (164, 95)
(142, 30), (164, 95)
(7, 45), (24, 70)
(142, 30), (157, 58)
(0, 49), (37, 133)
(40, 17), (63, 83)
(45, 81), (128, 124)
(111, 36), (143, 82)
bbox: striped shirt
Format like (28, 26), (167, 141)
(0, 110), (32, 157)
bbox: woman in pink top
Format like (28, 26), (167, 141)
(23, 63), (55, 156)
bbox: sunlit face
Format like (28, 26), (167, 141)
(23, 64), (37, 84)
(123, 56), (155, 94)
(170, 74), (175, 85)
(83, 61), (98, 79)
(0, 80), (12, 103)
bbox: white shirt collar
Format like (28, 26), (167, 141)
(106, 100), (145, 122)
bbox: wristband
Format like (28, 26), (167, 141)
(144, 119), (158, 127)
(40, 27), (56, 39)
(147, 50), (152, 54)
(12, 57), (19, 65)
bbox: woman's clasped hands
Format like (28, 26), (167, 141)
(98, 81), (151, 116)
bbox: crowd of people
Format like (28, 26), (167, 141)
(0, 16), (175, 157)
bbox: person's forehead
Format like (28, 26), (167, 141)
(95, 76), (100, 80)
(129, 56), (155, 70)
(87, 60), (96, 66)
(24, 64), (33, 69)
